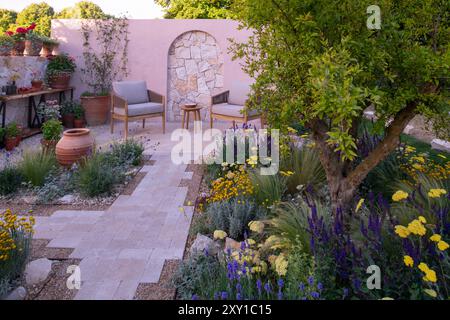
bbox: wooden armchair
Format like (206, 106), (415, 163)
(111, 81), (165, 139)
(209, 82), (263, 129)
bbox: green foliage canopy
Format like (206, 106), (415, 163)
(57, 1), (108, 19)
(0, 9), (17, 33)
(156, 0), (235, 19)
(15, 2), (54, 36)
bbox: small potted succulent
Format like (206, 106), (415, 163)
(41, 36), (59, 57)
(61, 100), (77, 128)
(41, 119), (63, 151)
(45, 53), (76, 89)
(30, 69), (44, 90)
(4, 122), (20, 151)
(24, 25), (43, 56)
(73, 103), (85, 128)
(0, 34), (14, 56)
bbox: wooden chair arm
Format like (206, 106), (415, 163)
(211, 90), (229, 105)
(148, 90), (165, 104)
(111, 92), (128, 114)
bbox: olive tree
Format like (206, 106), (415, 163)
(231, 0), (449, 213)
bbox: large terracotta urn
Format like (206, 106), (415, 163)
(56, 128), (94, 167)
(81, 95), (110, 126)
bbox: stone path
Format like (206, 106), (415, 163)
(30, 123), (195, 300)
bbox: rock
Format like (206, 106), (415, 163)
(58, 194), (75, 205)
(431, 139), (450, 153)
(21, 196), (37, 205)
(403, 125), (414, 134)
(25, 258), (53, 285)
(4, 286), (27, 300)
(225, 237), (241, 251)
(185, 59), (199, 75)
(190, 46), (201, 59)
(190, 233), (220, 255)
(175, 46), (191, 59)
(176, 67), (187, 81)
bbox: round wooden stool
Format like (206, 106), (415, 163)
(181, 104), (202, 129)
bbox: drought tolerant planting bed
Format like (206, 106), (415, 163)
(174, 124), (450, 300)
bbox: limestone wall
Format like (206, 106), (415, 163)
(167, 31), (224, 121)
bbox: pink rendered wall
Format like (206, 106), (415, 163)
(51, 19), (253, 117)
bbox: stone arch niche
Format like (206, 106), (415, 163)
(167, 31), (224, 121)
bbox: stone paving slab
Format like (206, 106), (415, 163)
(28, 125), (196, 300)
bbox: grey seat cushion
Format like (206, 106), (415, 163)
(113, 81), (149, 105)
(114, 102), (164, 117)
(228, 82), (250, 106)
(212, 103), (259, 118)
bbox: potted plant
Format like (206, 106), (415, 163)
(41, 119), (63, 151)
(24, 25), (43, 56)
(0, 34), (14, 56)
(41, 36), (59, 57)
(30, 69), (44, 90)
(73, 103), (85, 128)
(80, 17), (129, 126)
(5, 26), (30, 56)
(4, 122), (20, 151)
(45, 54), (76, 89)
(61, 100), (77, 128)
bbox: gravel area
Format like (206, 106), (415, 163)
(134, 260), (180, 300)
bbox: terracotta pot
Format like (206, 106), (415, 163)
(25, 39), (43, 56)
(41, 43), (57, 57)
(73, 118), (85, 128)
(15, 125), (23, 146)
(11, 40), (25, 56)
(62, 113), (75, 128)
(41, 138), (57, 152)
(56, 128), (94, 167)
(81, 95), (110, 126)
(31, 80), (43, 90)
(5, 137), (16, 151)
(48, 73), (71, 89)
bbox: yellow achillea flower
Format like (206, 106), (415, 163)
(213, 230), (227, 240)
(430, 234), (442, 242)
(355, 198), (364, 213)
(418, 216), (427, 224)
(417, 262), (437, 282)
(428, 189), (447, 198)
(437, 240), (449, 251)
(246, 239), (256, 246)
(287, 126), (297, 134)
(274, 254), (288, 276)
(248, 221), (264, 234)
(407, 219), (426, 236)
(392, 190), (408, 202)
(394, 225), (410, 238)
(403, 255), (414, 267)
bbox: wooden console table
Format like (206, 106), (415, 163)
(0, 87), (74, 130)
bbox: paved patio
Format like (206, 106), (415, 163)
(28, 120), (220, 299)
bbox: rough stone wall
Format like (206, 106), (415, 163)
(0, 57), (48, 127)
(167, 31), (224, 121)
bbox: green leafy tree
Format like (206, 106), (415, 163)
(57, 1), (109, 19)
(155, 0), (235, 19)
(231, 0), (449, 213)
(15, 2), (55, 36)
(0, 9), (17, 33)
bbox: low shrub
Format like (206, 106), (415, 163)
(109, 139), (144, 166)
(19, 151), (57, 187)
(206, 197), (266, 240)
(41, 119), (63, 141)
(0, 210), (34, 298)
(0, 167), (23, 196)
(75, 153), (124, 197)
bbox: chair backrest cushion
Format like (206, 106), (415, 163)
(113, 81), (149, 105)
(228, 82), (250, 106)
